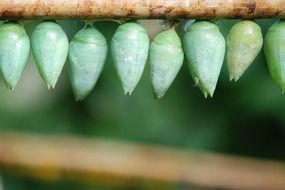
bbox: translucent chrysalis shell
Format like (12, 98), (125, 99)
(0, 22), (30, 90)
(111, 22), (150, 95)
(183, 21), (225, 98)
(149, 28), (184, 99)
(31, 21), (69, 89)
(264, 20), (285, 92)
(68, 26), (108, 100)
(227, 20), (263, 81)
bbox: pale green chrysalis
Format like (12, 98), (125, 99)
(227, 20), (263, 81)
(111, 22), (150, 95)
(264, 20), (285, 92)
(149, 28), (184, 99)
(31, 21), (69, 89)
(183, 21), (225, 98)
(68, 25), (108, 101)
(0, 22), (30, 90)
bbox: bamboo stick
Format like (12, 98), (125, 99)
(0, 0), (284, 19)
(0, 132), (285, 189)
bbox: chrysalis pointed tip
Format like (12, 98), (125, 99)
(51, 83), (56, 89)
(124, 91), (132, 96)
(3, 79), (16, 91)
(153, 89), (166, 100)
(234, 78), (239, 82)
(46, 80), (57, 89)
(203, 92), (208, 99)
(155, 93), (164, 100)
(6, 83), (15, 91)
(229, 74), (240, 82)
(7, 86), (14, 92)
(209, 89), (215, 98)
(209, 92), (214, 98)
(201, 84), (215, 98)
(123, 86), (135, 96)
(203, 88), (215, 98)
(73, 90), (88, 101)
(46, 83), (56, 90)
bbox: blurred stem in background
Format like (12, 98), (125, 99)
(1, 132), (285, 190)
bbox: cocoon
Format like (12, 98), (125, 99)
(0, 22), (30, 90)
(149, 28), (184, 99)
(68, 26), (108, 101)
(31, 21), (69, 89)
(111, 22), (149, 95)
(183, 21), (225, 98)
(227, 20), (263, 81)
(264, 20), (285, 92)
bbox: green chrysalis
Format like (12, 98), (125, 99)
(227, 20), (263, 81)
(111, 22), (150, 95)
(0, 22), (30, 90)
(68, 25), (108, 101)
(149, 28), (184, 99)
(183, 21), (225, 98)
(264, 20), (285, 92)
(31, 21), (69, 89)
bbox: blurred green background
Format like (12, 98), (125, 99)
(0, 19), (284, 190)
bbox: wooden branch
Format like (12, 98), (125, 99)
(0, 0), (284, 19)
(0, 132), (285, 189)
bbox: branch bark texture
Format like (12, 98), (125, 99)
(0, 132), (285, 190)
(0, 0), (284, 19)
